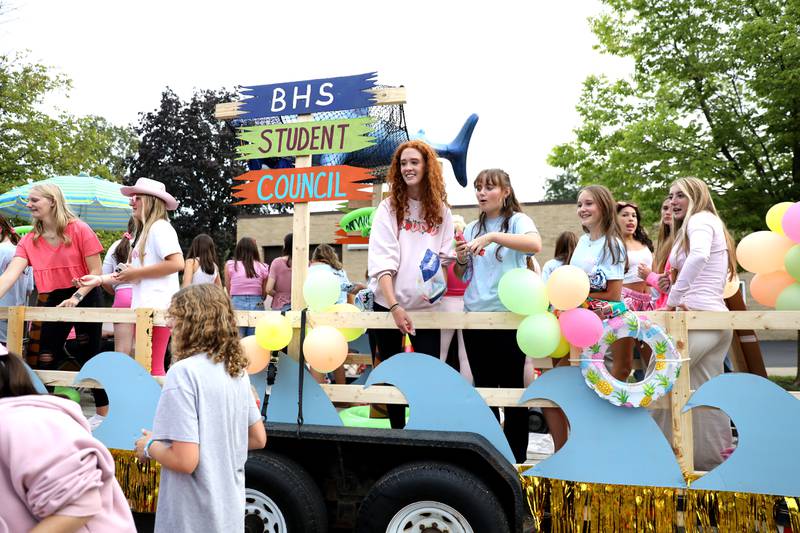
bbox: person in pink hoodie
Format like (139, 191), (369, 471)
(0, 345), (136, 533)
(368, 139), (455, 429)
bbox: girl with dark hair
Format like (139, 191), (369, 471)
(183, 233), (221, 287)
(0, 346), (136, 532)
(617, 201), (654, 312)
(226, 237), (269, 337)
(266, 233), (293, 311)
(541, 231), (577, 282)
(454, 168), (542, 462)
(368, 140), (455, 429)
(0, 214), (33, 344)
(101, 217), (137, 355)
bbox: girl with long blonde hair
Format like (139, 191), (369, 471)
(0, 183), (109, 420)
(368, 140), (455, 429)
(134, 284), (266, 532)
(653, 176), (736, 471)
(80, 178), (184, 376)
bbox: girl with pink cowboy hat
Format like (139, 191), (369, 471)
(80, 178), (184, 376)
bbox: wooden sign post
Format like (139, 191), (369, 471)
(228, 72), (405, 360)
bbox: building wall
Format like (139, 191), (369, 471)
(237, 201), (582, 284)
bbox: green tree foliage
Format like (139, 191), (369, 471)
(548, 0), (800, 235)
(543, 171), (581, 202)
(127, 88), (283, 260)
(0, 53), (137, 188)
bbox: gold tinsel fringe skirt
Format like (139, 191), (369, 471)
(520, 473), (800, 532)
(111, 449), (161, 513)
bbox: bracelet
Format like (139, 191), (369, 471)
(72, 291), (84, 302)
(388, 303), (400, 312)
(143, 438), (155, 459)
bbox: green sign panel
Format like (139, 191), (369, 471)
(236, 117), (374, 160)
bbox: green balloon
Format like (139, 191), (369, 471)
(498, 268), (549, 315)
(54, 386), (81, 404)
(776, 283), (800, 310)
(303, 269), (341, 311)
(785, 245), (800, 282)
(516, 313), (561, 358)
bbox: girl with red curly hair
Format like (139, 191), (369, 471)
(367, 140), (455, 428)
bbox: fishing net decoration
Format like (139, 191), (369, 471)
(230, 89), (409, 182)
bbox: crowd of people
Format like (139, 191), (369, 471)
(0, 138), (746, 530)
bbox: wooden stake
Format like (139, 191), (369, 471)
(666, 311), (694, 476)
(6, 306), (25, 356)
(135, 308), (154, 373)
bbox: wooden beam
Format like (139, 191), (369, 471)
(214, 87), (407, 121)
(6, 306), (25, 356)
(134, 308), (154, 373)
(666, 312), (694, 476)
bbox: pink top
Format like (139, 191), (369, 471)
(445, 261), (467, 297)
(368, 198), (455, 310)
(15, 219), (103, 293)
(667, 211), (729, 311)
(268, 256), (292, 310)
(645, 259), (671, 309)
(0, 395), (136, 532)
(226, 260), (269, 296)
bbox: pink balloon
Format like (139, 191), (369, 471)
(782, 202), (800, 243)
(558, 308), (603, 348)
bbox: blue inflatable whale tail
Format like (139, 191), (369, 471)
(415, 113), (479, 187)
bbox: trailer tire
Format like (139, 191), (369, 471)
(244, 452), (327, 533)
(355, 461), (510, 533)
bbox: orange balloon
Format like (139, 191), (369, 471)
(242, 335), (271, 374)
(750, 271), (795, 308)
(736, 231), (794, 274)
(303, 325), (348, 373)
(546, 265), (590, 310)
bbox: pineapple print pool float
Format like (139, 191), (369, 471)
(579, 312), (681, 408)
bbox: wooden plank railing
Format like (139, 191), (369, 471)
(3, 306), (799, 474)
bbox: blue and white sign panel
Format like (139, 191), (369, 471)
(239, 72), (378, 119)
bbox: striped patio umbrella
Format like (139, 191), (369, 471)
(0, 174), (132, 230)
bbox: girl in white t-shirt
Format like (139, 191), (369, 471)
(101, 218), (136, 355)
(80, 178), (184, 376)
(570, 185), (628, 380)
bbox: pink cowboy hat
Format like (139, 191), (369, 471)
(120, 178), (179, 210)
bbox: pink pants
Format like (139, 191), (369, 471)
(150, 326), (171, 376)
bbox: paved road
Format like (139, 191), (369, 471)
(760, 340), (798, 376)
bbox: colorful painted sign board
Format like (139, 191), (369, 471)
(238, 72), (378, 119)
(232, 165), (373, 205)
(236, 117), (374, 160)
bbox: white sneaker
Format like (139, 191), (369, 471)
(87, 414), (105, 431)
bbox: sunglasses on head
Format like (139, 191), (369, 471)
(616, 201), (638, 209)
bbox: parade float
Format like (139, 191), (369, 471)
(6, 72), (799, 532)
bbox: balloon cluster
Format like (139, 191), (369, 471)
(498, 266), (602, 358)
(736, 202), (800, 309)
(242, 269), (367, 374)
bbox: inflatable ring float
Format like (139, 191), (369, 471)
(338, 405), (409, 429)
(579, 312), (681, 408)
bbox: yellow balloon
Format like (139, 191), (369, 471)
(766, 202), (793, 235)
(254, 314), (293, 351)
(325, 302), (366, 342)
(546, 265), (590, 310)
(241, 335), (270, 374)
(548, 336), (570, 358)
(303, 325), (348, 373)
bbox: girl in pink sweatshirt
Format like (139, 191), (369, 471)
(652, 177), (737, 471)
(367, 140), (455, 428)
(0, 345), (135, 532)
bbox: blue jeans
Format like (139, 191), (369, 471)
(231, 295), (264, 338)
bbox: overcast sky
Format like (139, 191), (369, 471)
(1, 0), (632, 207)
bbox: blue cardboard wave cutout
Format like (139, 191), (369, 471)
(365, 353), (515, 464)
(685, 373), (800, 496)
(266, 355), (342, 427)
(74, 352), (161, 450)
(520, 366), (686, 488)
